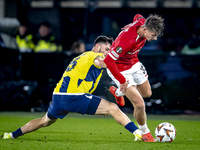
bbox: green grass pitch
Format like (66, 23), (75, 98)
(0, 112), (200, 150)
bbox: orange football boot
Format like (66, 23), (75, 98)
(142, 132), (156, 142)
(109, 86), (125, 106)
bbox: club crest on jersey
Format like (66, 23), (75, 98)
(116, 46), (123, 54)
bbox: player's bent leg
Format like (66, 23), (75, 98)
(125, 86), (156, 142)
(95, 99), (142, 141)
(125, 86), (146, 125)
(136, 80), (152, 98)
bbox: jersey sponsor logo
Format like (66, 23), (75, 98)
(85, 95), (93, 99)
(111, 50), (119, 58)
(116, 46), (123, 54)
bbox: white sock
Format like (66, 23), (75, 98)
(133, 129), (141, 136)
(138, 123), (150, 135)
(115, 88), (125, 97)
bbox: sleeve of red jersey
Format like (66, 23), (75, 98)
(104, 36), (134, 84)
(133, 14), (145, 22)
(104, 54), (126, 84)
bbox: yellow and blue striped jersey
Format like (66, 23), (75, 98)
(54, 51), (105, 94)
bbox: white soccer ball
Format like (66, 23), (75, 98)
(155, 122), (176, 142)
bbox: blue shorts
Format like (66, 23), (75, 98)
(47, 93), (101, 119)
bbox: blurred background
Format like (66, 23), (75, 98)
(0, 0), (200, 114)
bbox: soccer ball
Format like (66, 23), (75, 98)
(155, 122), (176, 142)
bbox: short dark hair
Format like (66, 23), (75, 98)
(145, 14), (165, 36)
(93, 35), (113, 46)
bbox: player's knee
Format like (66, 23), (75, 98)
(38, 118), (47, 127)
(44, 119), (57, 127)
(108, 103), (120, 115)
(43, 121), (50, 127)
(41, 116), (54, 127)
(135, 101), (145, 111)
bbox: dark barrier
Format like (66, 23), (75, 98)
(0, 48), (76, 111)
(0, 48), (200, 113)
(0, 48), (20, 82)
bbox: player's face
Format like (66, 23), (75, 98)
(99, 43), (111, 57)
(144, 30), (158, 42)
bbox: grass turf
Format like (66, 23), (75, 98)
(0, 112), (200, 150)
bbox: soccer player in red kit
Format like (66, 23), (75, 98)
(104, 14), (164, 142)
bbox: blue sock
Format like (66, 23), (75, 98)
(125, 122), (138, 133)
(12, 128), (23, 138)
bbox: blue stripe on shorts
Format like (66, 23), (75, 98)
(47, 93), (101, 119)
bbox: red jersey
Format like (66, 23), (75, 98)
(104, 14), (146, 84)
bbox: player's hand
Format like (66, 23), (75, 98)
(120, 82), (128, 93)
